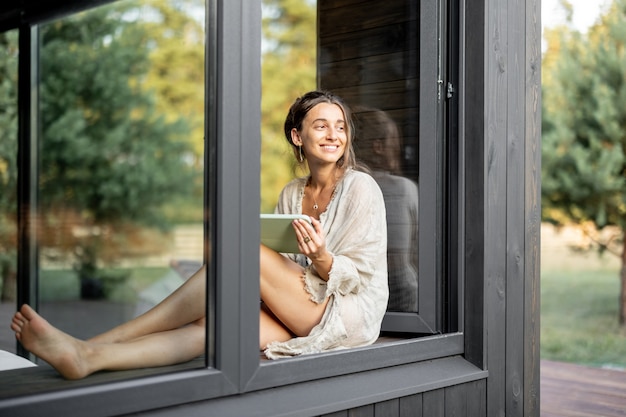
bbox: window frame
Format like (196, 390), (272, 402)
(379, 0), (448, 335)
(242, 0), (465, 391)
(0, 0), (480, 414)
(3, 0), (252, 413)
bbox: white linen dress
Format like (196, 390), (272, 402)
(264, 168), (389, 359)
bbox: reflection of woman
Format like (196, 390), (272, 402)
(10, 91), (389, 379)
(354, 108), (418, 312)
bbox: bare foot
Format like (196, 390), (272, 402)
(11, 304), (92, 380)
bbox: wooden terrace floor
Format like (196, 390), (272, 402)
(541, 360), (626, 417)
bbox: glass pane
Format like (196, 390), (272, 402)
(0, 29), (18, 354)
(36, 0), (207, 370)
(260, 0), (317, 211)
(261, 0), (420, 324)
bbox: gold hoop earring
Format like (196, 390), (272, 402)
(298, 146), (304, 162)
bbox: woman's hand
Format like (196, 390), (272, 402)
(292, 217), (333, 280)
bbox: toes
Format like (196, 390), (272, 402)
(11, 320), (21, 331)
(20, 304), (37, 319)
(12, 314), (24, 327)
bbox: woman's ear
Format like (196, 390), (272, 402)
(291, 128), (302, 146)
(373, 139), (385, 155)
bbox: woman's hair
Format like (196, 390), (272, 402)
(352, 107), (402, 174)
(284, 90), (359, 170)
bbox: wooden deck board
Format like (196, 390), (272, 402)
(541, 360), (626, 417)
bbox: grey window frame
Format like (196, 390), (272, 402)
(3, 0), (256, 413)
(245, 0), (465, 391)
(0, 0), (484, 415)
(377, 0), (453, 335)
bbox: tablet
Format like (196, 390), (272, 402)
(260, 214), (312, 253)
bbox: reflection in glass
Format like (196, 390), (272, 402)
(319, 1), (420, 313)
(36, 0), (206, 351)
(0, 29), (19, 353)
(353, 108), (418, 312)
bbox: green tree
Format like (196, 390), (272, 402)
(137, 0), (206, 223)
(0, 29), (18, 301)
(260, 0), (316, 212)
(37, 3), (194, 282)
(542, 0), (626, 325)
(140, 0), (205, 162)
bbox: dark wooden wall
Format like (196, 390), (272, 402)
(321, 380), (487, 417)
(463, 0), (542, 415)
(318, 0), (419, 177)
(0, 0), (541, 415)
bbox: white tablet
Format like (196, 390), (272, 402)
(260, 214), (312, 253)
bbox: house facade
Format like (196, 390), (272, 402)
(0, 0), (541, 416)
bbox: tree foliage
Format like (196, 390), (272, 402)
(0, 0), (318, 290)
(0, 30), (19, 300)
(140, 0), (205, 163)
(542, 0), (626, 228)
(39, 3), (195, 226)
(0, 2), (210, 295)
(260, 0), (316, 212)
(0, 30), (18, 216)
(542, 0), (626, 324)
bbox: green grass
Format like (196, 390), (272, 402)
(40, 266), (170, 303)
(38, 259), (626, 369)
(541, 268), (626, 369)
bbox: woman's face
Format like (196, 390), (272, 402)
(292, 102), (347, 167)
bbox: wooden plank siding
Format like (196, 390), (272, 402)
(317, 360), (626, 417)
(319, 380), (487, 417)
(483, 0), (542, 415)
(524, 1), (543, 416)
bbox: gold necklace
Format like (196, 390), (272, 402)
(305, 178), (337, 214)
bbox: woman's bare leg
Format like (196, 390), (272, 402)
(11, 304), (205, 380)
(259, 245), (328, 338)
(89, 265), (207, 344)
(259, 304), (293, 349)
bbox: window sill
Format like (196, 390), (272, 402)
(183, 355), (487, 417)
(248, 332), (465, 391)
(0, 357), (236, 417)
(0, 333), (467, 416)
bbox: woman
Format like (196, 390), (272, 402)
(10, 91), (388, 379)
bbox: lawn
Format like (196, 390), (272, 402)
(39, 266), (170, 303)
(541, 268), (626, 369)
(36, 250), (626, 370)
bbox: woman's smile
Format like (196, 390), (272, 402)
(293, 102), (347, 165)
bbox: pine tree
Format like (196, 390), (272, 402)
(36, 3), (196, 289)
(542, 0), (626, 325)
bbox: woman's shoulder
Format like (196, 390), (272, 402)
(343, 168), (381, 190)
(277, 176), (307, 201)
(339, 169), (385, 207)
(375, 172), (418, 193)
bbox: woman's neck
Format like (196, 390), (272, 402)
(308, 165), (344, 191)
